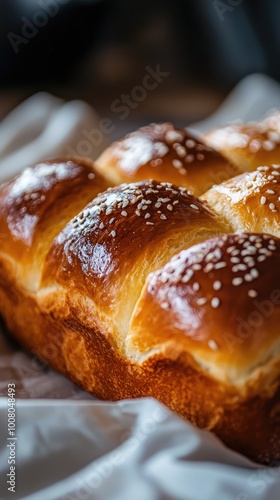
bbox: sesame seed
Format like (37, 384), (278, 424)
(110, 230), (116, 237)
(165, 130), (184, 143)
(263, 140), (275, 151)
(244, 274), (253, 282)
(226, 246), (236, 253)
(248, 290), (258, 298)
(176, 145), (187, 157)
(260, 196), (267, 205)
(185, 154), (194, 163)
(204, 263), (214, 273)
(197, 153), (205, 161)
(232, 264), (247, 272)
(160, 214), (167, 220)
(258, 166), (269, 171)
(211, 297), (220, 308)
(172, 159), (183, 168)
(146, 222), (154, 225)
(269, 203), (276, 210)
(250, 268), (259, 279)
(230, 257), (240, 264)
(232, 277), (243, 286)
(208, 339), (219, 350)
(179, 168), (187, 175)
(145, 213), (151, 219)
(193, 282), (200, 291)
(213, 280), (222, 291)
(167, 204), (173, 211)
(214, 262), (227, 269)
(121, 211), (128, 217)
(197, 297), (207, 305)
(231, 249), (240, 256)
(161, 302), (169, 309)
(190, 204), (199, 210)
(193, 264), (202, 271)
(186, 139), (195, 148)
(135, 210), (141, 216)
(267, 189), (275, 194)
(88, 173), (95, 179)
(182, 270), (194, 283)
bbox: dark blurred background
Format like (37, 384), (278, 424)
(0, 0), (279, 127)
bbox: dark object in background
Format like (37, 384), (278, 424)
(0, 0), (279, 90)
(0, 0), (107, 85)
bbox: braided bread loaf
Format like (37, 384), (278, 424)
(1, 114), (280, 464)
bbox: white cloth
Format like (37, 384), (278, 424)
(0, 92), (107, 183)
(1, 76), (280, 499)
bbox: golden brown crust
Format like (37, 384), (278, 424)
(129, 233), (280, 387)
(203, 110), (280, 172)
(42, 180), (227, 340)
(94, 123), (240, 196)
(0, 158), (109, 290)
(1, 137), (280, 465)
(1, 268), (279, 465)
(202, 164), (280, 236)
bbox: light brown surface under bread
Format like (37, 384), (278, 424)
(95, 123), (240, 196)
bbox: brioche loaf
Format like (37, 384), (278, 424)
(1, 117), (280, 464)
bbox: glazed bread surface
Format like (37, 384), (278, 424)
(202, 164), (280, 237)
(203, 110), (280, 172)
(95, 122), (240, 196)
(1, 116), (280, 465)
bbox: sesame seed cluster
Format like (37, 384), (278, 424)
(256, 165), (280, 212)
(7, 161), (94, 212)
(206, 113), (280, 153)
(148, 233), (278, 344)
(69, 179), (206, 239)
(217, 164), (280, 214)
(122, 123), (214, 177)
